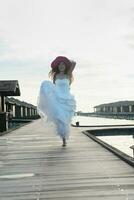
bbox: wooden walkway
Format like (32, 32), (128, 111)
(0, 119), (134, 200)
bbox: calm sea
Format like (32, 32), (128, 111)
(72, 116), (134, 157)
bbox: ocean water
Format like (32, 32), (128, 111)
(72, 116), (134, 157)
(98, 135), (134, 157)
(72, 116), (134, 126)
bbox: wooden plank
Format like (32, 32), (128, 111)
(0, 119), (134, 200)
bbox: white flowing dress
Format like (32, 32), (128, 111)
(37, 78), (76, 139)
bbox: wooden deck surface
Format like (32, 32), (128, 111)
(0, 119), (134, 200)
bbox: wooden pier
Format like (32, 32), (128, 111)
(0, 119), (134, 199)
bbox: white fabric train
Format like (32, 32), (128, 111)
(37, 79), (76, 139)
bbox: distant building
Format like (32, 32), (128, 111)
(94, 101), (134, 114)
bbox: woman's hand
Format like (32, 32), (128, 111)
(71, 60), (76, 67)
(68, 60), (76, 73)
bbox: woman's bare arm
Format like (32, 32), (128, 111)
(67, 60), (76, 75)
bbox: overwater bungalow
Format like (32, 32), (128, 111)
(5, 97), (38, 119)
(0, 80), (21, 132)
(94, 101), (134, 119)
(0, 80), (38, 132)
(0, 80), (20, 112)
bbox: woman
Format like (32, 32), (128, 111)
(37, 56), (76, 146)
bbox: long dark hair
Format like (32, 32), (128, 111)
(48, 65), (73, 84)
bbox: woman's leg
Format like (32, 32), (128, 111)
(62, 137), (66, 146)
(56, 120), (68, 146)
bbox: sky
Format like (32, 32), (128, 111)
(0, 0), (134, 112)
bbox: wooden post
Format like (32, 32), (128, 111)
(0, 96), (2, 112)
(130, 145), (134, 158)
(1, 95), (5, 112)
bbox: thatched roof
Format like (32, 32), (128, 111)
(0, 80), (20, 96)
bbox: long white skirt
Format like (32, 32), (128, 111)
(37, 80), (76, 139)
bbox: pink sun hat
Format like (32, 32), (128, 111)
(51, 56), (71, 69)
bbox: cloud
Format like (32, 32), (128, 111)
(0, 0), (134, 111)
(0, 38), (11, 55)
